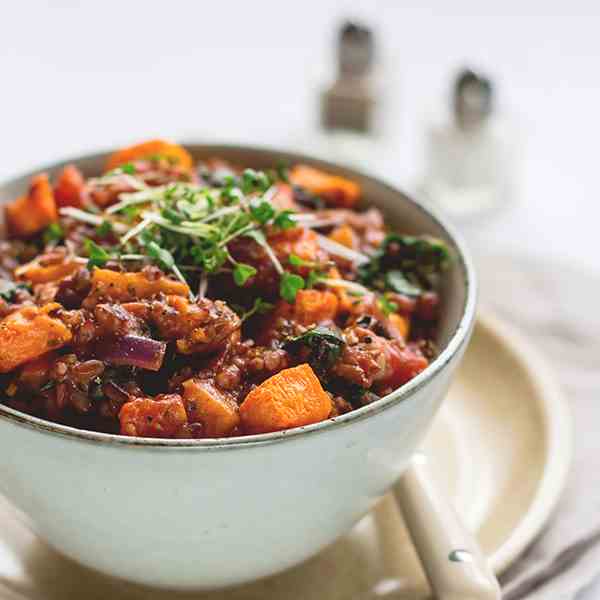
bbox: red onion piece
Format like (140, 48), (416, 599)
(96, 335), (166, 371)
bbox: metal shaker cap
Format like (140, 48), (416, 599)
(338, 21), (374, 78)
(454, 69), (493, 129)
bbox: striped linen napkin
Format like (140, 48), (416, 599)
(474, 252), (600, 600)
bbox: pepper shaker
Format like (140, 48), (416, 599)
(419, 69), (516, 221)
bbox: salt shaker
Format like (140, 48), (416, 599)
(419, 69), (515, 221)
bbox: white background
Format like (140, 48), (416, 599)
(1, 1), (598, 273)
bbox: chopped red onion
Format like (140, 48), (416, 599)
(96, 335), (166, 371)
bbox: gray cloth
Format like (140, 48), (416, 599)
(473, 252), (600, 600)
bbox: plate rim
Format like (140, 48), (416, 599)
(474, 309), (574, 573)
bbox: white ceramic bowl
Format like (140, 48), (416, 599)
(0, 145), (476, 589)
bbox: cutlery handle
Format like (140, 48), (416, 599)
(393, 454), (501, 600)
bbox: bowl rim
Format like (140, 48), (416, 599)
(0, 143), (477, 449)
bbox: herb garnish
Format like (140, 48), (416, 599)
(288, 253), (312, 268)
(120, 163), (136, 175)
(280, 271), (305, 303)
(43, 223), (64, 244)
(145, 241), (175, 270)
(84, 239), (112, 268)
(233, 263), (257, 286)
(63, 167), (321, 303)
(234, 297), (274, 322)
(306, 269), (326, 288)
(378, 295), (399, 316)
(273, 210), (296, 230)
(96, 220), (114, 238)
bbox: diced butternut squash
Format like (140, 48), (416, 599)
(16, 259), (81, 284)
(270, 289), (339, 331)
(270, 227), (323, 271)
(289, 165), (361, 208)
(5, 173), (58, 238)
(54, 164), (85, 208)
(388, 312), (410, 340)
(329, 224), (357, 249)
(86, 268), (189, 304)
(119, 395), (188, 438)
(293, 289), (339, 325)
(326, 267), (354, 314)
(240, 364), (332, 434)
(182, 378), (240, 437)
(105, 139), (193, 172)
(0, 304), (72, 373)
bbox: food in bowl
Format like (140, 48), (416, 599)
(0, 144), (473, 589)
(0, 140), (450, 439)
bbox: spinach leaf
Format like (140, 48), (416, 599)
(324, 378), (381, 408)
(284, 326), (345, 372)
(358, 234), (450, 292)
(385, 270), (422, 297)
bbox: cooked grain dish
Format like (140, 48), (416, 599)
(0, 140), (449, 438)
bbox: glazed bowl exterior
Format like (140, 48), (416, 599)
(0, 145), (476, 589)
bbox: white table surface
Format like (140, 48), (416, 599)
(1, 2), (599, 598)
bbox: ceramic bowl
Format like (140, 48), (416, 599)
(0, 145), (476, 589)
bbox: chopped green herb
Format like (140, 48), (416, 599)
(161, 207), (184, 225)
(120, 163), (136, 175)
(273, 210), (296, 230)
(146, 241), (175, 270)
(250, 199), (275, 224)
(306, 269), (326, 288)
(378, 295), (399, 316)
(84, 239), (112, 269)
(241, 169), (271, 194)
(191, 245), (228, 273)
(233, 263), (257, 286)
(43, 222), (64, 244)
(288, 253), (312, 268)
(276, 161), (289, 182)
(235, 297), (275, 322)
(280, 271), (305, 303)
(121, 204), (145, 223)
(96, 220), (114, 238)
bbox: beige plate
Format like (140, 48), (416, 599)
(0, 312), (572, 600)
